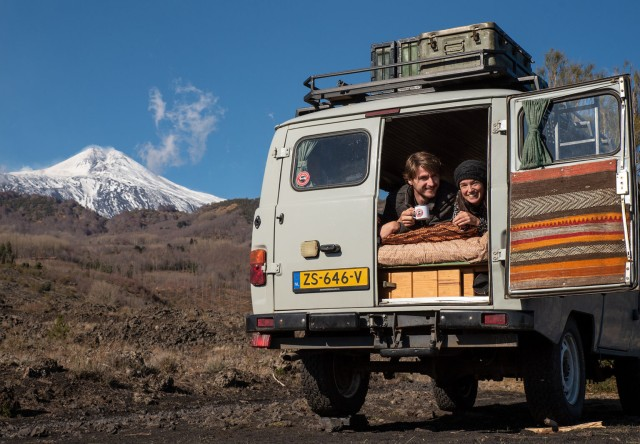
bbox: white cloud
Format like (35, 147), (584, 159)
(148, 87), (166, 127)
(139, 81), (223, 173)
(138, 134), (181, 173)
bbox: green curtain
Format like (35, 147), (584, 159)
(520, 98), (552, 170)
(295, 139), (318, 175)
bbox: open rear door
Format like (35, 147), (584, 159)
(507, 76), (635, 296)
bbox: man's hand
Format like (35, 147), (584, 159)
(399, 207), (416, 228)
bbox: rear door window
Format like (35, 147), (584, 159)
(522, 93), (620, 162)
(292, 132), (369, 190)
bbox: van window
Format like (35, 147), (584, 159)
(522, 93), (620, 162)
(292, 132), (369, 190)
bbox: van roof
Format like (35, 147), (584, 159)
(279, 86), (519, 129)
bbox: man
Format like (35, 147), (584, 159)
(380, 151), (456, 239)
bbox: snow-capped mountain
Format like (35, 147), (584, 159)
(0, 146), (224, 218)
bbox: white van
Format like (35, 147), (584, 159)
(246, 23), (639, 425)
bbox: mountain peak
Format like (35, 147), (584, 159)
(42, 146), (131, 177)
(1, 145), (223, 217)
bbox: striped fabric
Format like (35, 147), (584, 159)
(509, 159), (627, 291)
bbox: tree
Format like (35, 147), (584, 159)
(538, 49), (640, 147)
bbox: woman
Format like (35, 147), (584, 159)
(452, 159), (487, 236)
(452, 159), (489, 296)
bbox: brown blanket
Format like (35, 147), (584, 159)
(382, 222), (478, 245)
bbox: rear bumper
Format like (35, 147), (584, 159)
(246, 310), (535, 350)
(246, 312), (363, 332)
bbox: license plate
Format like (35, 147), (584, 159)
(293, 267), (369, 293)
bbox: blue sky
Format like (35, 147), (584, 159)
(1, 0), (638, 199)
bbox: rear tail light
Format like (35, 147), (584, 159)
(250, 249), (266, 286)
(251, 333), (271, 348)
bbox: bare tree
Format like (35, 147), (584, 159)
(538, 49), (639, 147)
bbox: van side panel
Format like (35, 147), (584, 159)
(249, 127), (287, 315)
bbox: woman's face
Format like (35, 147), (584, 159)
(459, 179), (485, 206)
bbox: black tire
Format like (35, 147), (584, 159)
(432, 375), (478, 412)
(300, 351), (370, 417)
(614, 357), (640, 415)
(522, 318), (585, 425)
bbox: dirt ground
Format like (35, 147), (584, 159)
(2, 361), (640, 443)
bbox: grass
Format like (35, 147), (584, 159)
(588, 378), (618, 395)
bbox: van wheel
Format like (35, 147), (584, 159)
(300, 352), (370, 417)
(522, 318), (585, 425)
(614, 357), (640, 415)
(432, 375), (478, 412)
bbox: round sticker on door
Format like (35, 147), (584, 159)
(296, 171), (311, 187)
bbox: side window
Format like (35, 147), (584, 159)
(292, 132), (369, 190)
(522, 93), (620, 163)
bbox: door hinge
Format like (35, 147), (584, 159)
(625, 262), (631, 285)
(619, 77), (626, 99)
(265, 263), (281, 275)
(273, 147), (290, 159)
(492, 248), (506, 262)
(616, 169), (629, 195)
(492, 120), (507, 134)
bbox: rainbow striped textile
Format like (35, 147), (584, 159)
(509, 159), (627, 291)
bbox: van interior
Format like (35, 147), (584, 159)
(376, 107), (490, 303)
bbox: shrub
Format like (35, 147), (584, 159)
(39, 281), (52, 293)
(48, 316), (70, 340)
(0, 242), (16, 264)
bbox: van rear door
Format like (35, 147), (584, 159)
(273, 118), (380, 311)
(507, 76), (636, 296)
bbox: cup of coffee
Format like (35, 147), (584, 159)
(414, 205), (429, 220)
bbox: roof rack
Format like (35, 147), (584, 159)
(300, 49), (547, 113)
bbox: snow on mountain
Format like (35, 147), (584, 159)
(0, 146), (224, 218)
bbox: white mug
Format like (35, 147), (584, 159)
(414, 205), (429, 220)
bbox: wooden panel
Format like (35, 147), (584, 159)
(463, 270), (475, 296)
(437, 269), (462, 296)
(380, 265), (488, 299)
(388, 271), (413, 298)
(412, 270), (438, 297)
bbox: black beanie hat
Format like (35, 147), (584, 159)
(454, 160), (486, 187)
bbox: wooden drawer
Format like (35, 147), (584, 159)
(380, 265), (486, 298)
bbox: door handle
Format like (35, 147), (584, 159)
(319, 244), (341, 254)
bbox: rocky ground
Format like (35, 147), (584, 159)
(2, 265), (640, 443)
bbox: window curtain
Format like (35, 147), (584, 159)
(295, 139), (318, 175)
(520, 98), (552, 170)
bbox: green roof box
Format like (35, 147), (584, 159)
(418, 22), (533, 80)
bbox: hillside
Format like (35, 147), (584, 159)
(0, 193), (277, 430)
(0, 191), (107, 235)
(0, 192), (258, 307)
